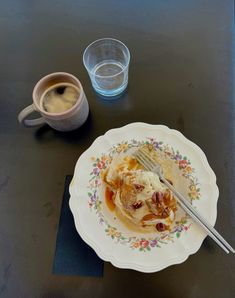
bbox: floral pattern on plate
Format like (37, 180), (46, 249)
(87, 137), (199, 251)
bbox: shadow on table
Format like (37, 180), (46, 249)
(94, 87), (128, 102)
(93, 87), (133, 117)
(34, 112), (93, 144)
(203, 237), (216, 254)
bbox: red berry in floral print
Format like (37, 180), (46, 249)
(179, 159), (188, 169)
(97, 161), (105, 169)
(140, 239), (149, 248)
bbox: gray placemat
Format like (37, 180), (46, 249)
(53, 176), (104, 277)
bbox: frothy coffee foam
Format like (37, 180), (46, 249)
(40, 83), (79, 114)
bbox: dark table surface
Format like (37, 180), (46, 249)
(0, 0), (235, 297)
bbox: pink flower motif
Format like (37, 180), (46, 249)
(184, 226), (188, 231)
(97, 161), (105, 169)
(140, 239), (149, 248)
(179, 159), (188, 169)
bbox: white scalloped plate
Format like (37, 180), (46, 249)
(69, 123), (219, 272)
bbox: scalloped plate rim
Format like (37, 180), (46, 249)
(69, 122), (219, 272)
(69, 195), (207, 273)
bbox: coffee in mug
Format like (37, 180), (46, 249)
(18, 72), (89, 132)
(40, 83), (79, 114)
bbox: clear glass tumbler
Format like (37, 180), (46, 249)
(83, 38), (130, 97)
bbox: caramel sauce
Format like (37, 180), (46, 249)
(100, 169), (108, 182)
(105, 187), (115, 211)
(127, 158), (139, 170)
(115, 207), (156, 233)
(163, 189), (171, 205)
(142, 213), (159, 221)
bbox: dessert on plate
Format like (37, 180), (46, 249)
(102, 152), (178, 232)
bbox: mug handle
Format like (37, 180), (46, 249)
(18, 104), (46, 127)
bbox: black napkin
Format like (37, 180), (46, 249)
(53, 176), (104, 277)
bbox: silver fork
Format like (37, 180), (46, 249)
(135, 148), (235, 254)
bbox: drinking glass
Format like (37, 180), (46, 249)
(83, 38), (130, 97)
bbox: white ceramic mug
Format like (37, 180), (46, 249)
(18, 72), (89, 132)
